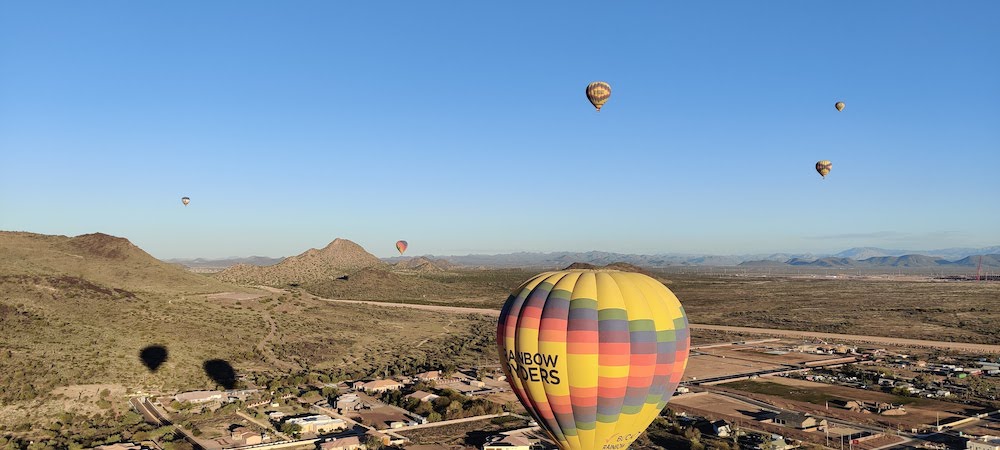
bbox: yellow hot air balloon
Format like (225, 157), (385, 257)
(586, 81), (612, 112)
(181, 197), (190, 206)
(395, 240), (408, 255)
(498, 270), (690, 450)
(816, 160), (832, 179)
(835, 101), (845, 112)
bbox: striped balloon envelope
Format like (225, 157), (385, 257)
(395, 240), (408, 255)
(815, 160), (832, 179)
(497, 270), (690, 450)
(586, 81), (612, 112)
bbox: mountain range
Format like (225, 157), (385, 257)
(170, 245), (1000, 270)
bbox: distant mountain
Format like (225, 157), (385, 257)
(400, 250), (820, 268)
(835, 246), (1000, 260)
(393, 256), (454, 272)
(742, 253), (1000, 269)
(394, 245), (999, 268)
(834, 247), (910, 259)
(216, 238), (385, 285)
(165, 256), (284, 269)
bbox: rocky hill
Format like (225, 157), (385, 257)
(0, 231), (235, 293)
(216, 238), (386, 285)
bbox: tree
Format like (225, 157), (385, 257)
(365, 434), (384, 450)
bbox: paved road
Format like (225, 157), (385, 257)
(690, 324), (1000, 353)
(281, 288), (1000, 354)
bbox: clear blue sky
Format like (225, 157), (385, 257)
(2, 2), (998, 259)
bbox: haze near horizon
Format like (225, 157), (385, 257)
(1, 2), (997, 259)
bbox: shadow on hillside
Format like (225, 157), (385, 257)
(139, 345), (168, 372)
(203, 359), (237, 389)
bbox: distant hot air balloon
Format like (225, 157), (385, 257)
(835, 101), (845, 112)
(498, 269), (690, 450)
(395, 240), (408, 255)
(586, 81), (612, 112)
(816, 160), (832, 179)
(181, 197), (190, 206)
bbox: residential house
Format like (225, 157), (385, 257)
(968, 436), (1000, 450)
(361, 379), (403, 393)
(415, 371), (441, 382)
(175, 391), (224, 404)
(285, 415), (347, 434)
(318, 436), (365, 450)
(230, 427), (263, 446)
(93, 443), (150, 450)
(711, 420), (732, 438)
(406, 391), (440, 403)
(772, 411), (827, 431)
(483, 434), (532, 450)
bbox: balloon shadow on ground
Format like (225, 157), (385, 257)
(203, 359), (237, 389)
(139, 345), (168, 372)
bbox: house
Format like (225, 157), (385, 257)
(318, 436), (365, 450)
(415, 371), (441, 382)
(711, 420), (732, 438)
(772, 411), (827, 430)
(93, 443), (150, 450)
(467, 379), (486, 388)
(877, 378), (895, 387)
(175, 390), (224, 404)
(231, 427), (263, 446)
(766, 434), (794, 450)
(361, 379), (403, 393)
(967, 436), (1000, 450)
(483, 434), (532, 450)
(842, 400), (865, 412)
(406, 391), (440, 402)
(285, 415), (347, 434)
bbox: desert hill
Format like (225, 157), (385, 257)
(216, 238), (386, 285)
(0, 231), (236, 294)
(393, 256), (454, 272)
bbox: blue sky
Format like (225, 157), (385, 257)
(2, 2), (998, 259)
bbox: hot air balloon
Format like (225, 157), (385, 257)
(395, 240), (408, 255)
(586, 82), (612, 112)
(816, 160), (832, 179)
(497, 269), (690, 450)
(835, 101), (845, 112)
(181, 197), (190, 206)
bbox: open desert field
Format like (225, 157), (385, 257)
(720, 376), (984, 428)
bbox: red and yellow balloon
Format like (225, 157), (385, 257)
(498, 269), (690, 450)
(395, 240), (408, 255)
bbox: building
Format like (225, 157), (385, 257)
(318, 436), (365, 450)
(406, 391), (440, 402)
(174, 390), (224, 404)
(230, 427), (263, 446)
(415, 371), (441, 382)
(336, 393), (363, 413)
(93, 443), (151, 450)
(772, 412), (827, 431)
(360, 379), (403, 393)
(968, 436), (1000, 450)
(483, 434), (532, 450)
(268, 411), (288, 420)
(285, 415), (348, 434)
(711, 420), (732, 438)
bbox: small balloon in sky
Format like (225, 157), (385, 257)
(835, 101), (845, 112)
(181, 197), (190, 206)
(816, 160), (832, 179)
(586, 81), (611, 112)
(396, 240), (408, 255)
